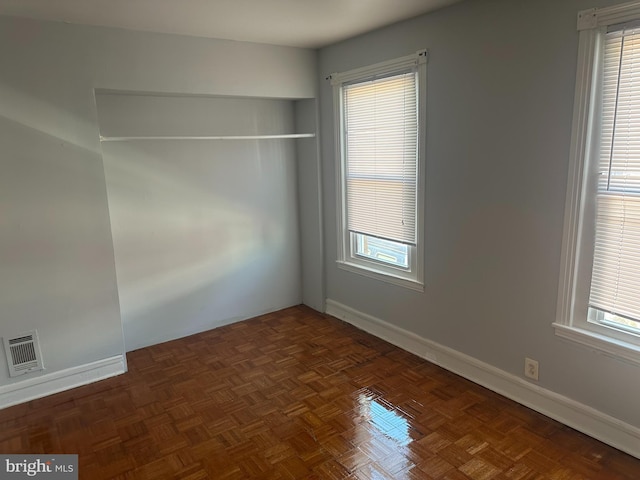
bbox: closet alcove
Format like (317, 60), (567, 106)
(95, 91), (322, 351)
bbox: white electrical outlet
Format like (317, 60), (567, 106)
(524, 357), (539, 381)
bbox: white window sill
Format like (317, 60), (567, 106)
(553, 323), (640, 366)
(336, 260), (424, 292)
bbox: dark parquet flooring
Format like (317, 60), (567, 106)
(1, 305), (639, 479)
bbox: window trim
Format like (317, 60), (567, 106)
(331, 51), (427, 292)
(555, 1), (640, 365)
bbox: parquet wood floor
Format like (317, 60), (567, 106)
(1, 306), (639, 479)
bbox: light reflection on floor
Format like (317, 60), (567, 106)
(356, 390), (415, 478)
(360, 397), (411, 446)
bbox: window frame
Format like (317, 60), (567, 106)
(331, 51), (427, 292)
(555, 1), (640, 365)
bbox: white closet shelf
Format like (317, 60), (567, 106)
(100, 133), (315, 142)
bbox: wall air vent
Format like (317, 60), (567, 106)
(3, 330), (44, 377)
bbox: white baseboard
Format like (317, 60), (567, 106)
(0, 355), (126, 410)
(325, 299), (640, 459)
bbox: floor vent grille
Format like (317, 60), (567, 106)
(3, 331), (44, 377)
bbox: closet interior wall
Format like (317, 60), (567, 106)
(96, 93), (312, 351)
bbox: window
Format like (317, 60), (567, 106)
(330, 51), (427, 290)
(555, 3), (640, 364)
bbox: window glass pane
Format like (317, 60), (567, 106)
(589, 307), (640, 334)
(354, 233), (409, 269)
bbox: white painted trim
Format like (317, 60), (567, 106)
(555, 27), (599, 331)
(328, 49), (427, 85)
(0, 355), (126, 410)
(334, 80), (347, 272)
(578, 1), (640, 31)
(325, 299), (640, 459)
(553, 323), (640, 367)
(336, 260), (424, 292)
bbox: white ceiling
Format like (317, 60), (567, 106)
(0, 0), (461, 48)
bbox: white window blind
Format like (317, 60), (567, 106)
(588, 26), (640, 323)
(343, 71), (418, 246)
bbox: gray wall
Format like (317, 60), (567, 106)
(317, 0), (640, 428)
(295, 99), (324, 311)
(0, 15), (316, 387)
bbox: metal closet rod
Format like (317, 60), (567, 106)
(100, 133), (316, 142)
